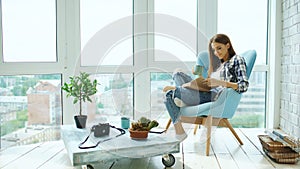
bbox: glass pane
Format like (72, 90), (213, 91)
(89, 74), (133, 124)
(80, 0), (133, 66)
(217, 0), (268, 65)
(230, 72), (266, 128)
(2, 0), (56, 62)
(154, 0), (197, 62)
(150, 72), (175, 126)
(0, 74), (62, 150)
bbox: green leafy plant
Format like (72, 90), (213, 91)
(130, 117), (159, 131)
(61, 72), (98, 116)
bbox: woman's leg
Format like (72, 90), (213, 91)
(170, 72), (203, 105)
(172, 72), (193, 86)
(164, 90), (187, 140)
(163, 71), (192, 92)
(163, 71), (195, 140)
(164, 90), (181, 124)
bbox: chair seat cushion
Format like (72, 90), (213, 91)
(181, 102), (212, 117)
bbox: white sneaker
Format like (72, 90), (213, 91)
(174, 98), (187, 107)
(175, 133), (187, 142)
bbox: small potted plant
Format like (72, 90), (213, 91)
(62, 72), (98, 128)
(129, 117), (159, 139)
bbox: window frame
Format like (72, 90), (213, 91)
(266, 0), (282, 129)
(0, 0), (281, 128)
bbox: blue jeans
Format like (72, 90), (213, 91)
(164, 72), (216, 123)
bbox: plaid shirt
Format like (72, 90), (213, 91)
(211, 54), (249, 97)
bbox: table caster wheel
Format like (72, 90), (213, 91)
(162, 154), (175, 167)
(87, 164), (94, 169)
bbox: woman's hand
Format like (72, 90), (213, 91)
(204, 78), (238, 90)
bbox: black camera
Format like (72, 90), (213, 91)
(92, 123), (110, 137)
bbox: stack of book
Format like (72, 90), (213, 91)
(258, 129), (300, 164)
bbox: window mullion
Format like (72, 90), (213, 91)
(133, 0), (151, 120)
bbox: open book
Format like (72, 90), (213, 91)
(182, 76), (211, 92)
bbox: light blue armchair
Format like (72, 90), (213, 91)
(165, 50), (257, 156)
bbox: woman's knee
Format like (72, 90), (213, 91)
(173, 68), (185, 75)
(172, 71), (192, 84)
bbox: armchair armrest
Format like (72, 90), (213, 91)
(208, 88), (242, 118)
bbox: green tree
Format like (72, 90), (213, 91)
(151, 73), (172, 81)
(17, 110), (28, 121)
(12, 85), (23, 96)
(0, 77), (7, 88)
(0, 110), (28, 136)
(11, 77), (39, 96)
(35, 74), (60, 80)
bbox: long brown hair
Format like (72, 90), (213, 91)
(208, 34), (236, 72)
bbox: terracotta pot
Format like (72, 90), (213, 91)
(128, 128), (149, 139)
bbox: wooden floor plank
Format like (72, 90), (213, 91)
(211, 129), (239, 169)
(183, 153), (220, 169)
(214, 153), (239, 169)
(235, 128), (262, 155)
(2, 141), (64, 169)
(219, 128), (258, 169)
(1, 128), (299, 169)
(182, 127), (208, 155)
(239, 128), (266, 153)
(235, 128), (276, 169)
(38, 149), (74, 169)
(0, 142), (44, 168)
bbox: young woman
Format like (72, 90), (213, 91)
(163, 33), (249, 140)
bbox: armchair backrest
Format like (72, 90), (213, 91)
(196, 50), (257, 78)
(242, 50), (257, 77)
(195, 50), (257, 118)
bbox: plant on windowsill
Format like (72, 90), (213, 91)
(62, 72), (98, 129)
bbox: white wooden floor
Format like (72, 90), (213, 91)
(0, 127), (299, 169)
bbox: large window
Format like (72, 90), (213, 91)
(80, 0), (133, 66)
(230, 72), (266, 127)
(217, 0), (267, 65)
(1, 0), (56, 62)
(149, 0), (269, 128)
(0, 0), (272, 150)
(218, 0), (268, 127)
(0, 75), (62, 149)
(0, 0), (60, 150)
(91, 74), (133, 122)
(154, 0), (197, 62)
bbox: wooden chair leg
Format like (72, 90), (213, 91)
(205, 116), (212, 156)
(165, 118), (172, 131)
(223, 119), (243, 145)
(193, 125), (199, 135)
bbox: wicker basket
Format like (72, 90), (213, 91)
(258, 135), (300, 164)
(258, 135), (293, 152)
